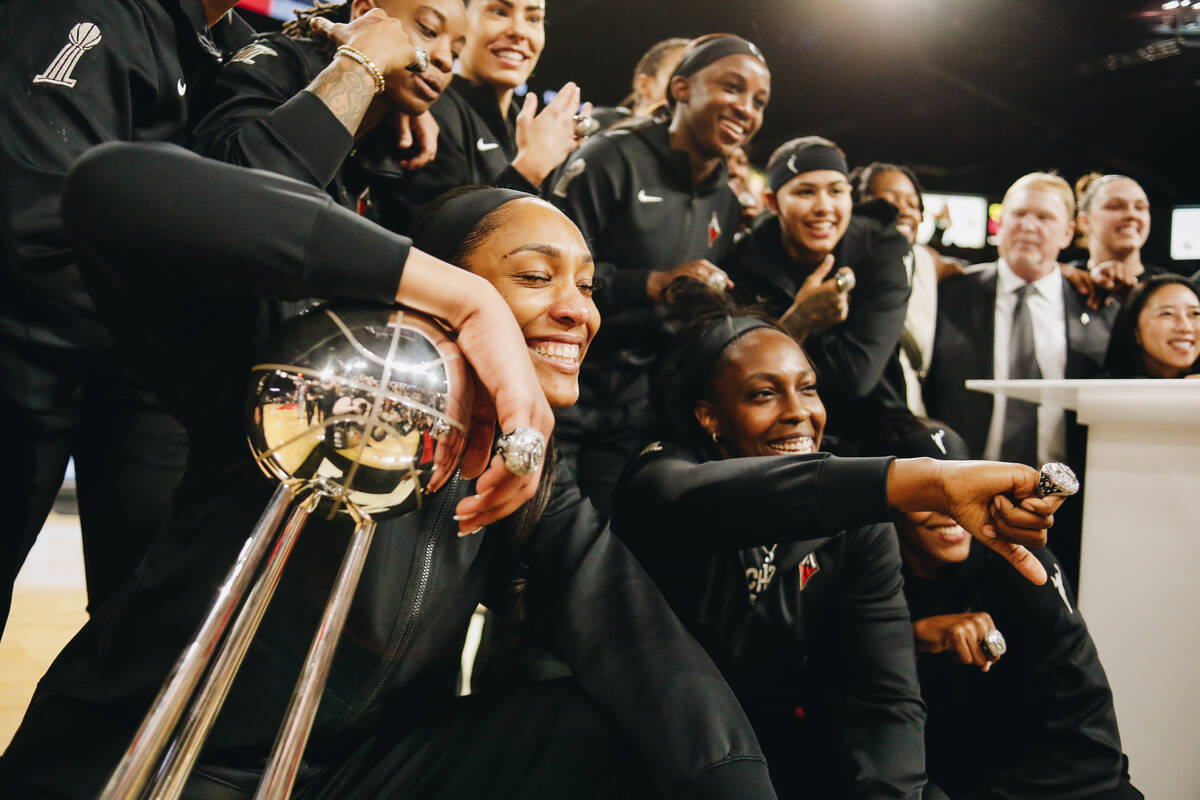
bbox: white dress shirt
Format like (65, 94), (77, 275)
(983, 259), (1068, 464)
(899, 244), (938, 415)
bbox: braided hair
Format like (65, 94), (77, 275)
(281, 0), (350, 40)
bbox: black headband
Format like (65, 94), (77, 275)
(681, 315), (774, 400)
(413, 187), (533, 264)
(767, 143), (849, 193)
(667, 35), (765, 107)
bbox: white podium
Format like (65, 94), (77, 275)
(967, 378), (1200, 800)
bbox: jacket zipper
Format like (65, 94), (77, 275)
(339, 471), (460, 728)
(676, 200), (695, 265)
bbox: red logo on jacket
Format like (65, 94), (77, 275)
(798, 552), (820, 591)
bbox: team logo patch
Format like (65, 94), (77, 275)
(551, 158), (586, 198)
(798, 552), (820, 591)
(34, 22), (102, 88)
(229, 42), (279, 66)
(707, 211), (722, 247)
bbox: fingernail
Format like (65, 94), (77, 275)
(457, 526), (483, 537)
(452, 514), (466, 521)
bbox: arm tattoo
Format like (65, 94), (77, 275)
(306, 58), (375, 134)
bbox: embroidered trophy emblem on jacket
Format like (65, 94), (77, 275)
(34, 23), (103, 88)
(229, 42), (279, 66)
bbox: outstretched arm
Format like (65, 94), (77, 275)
(614, 445), (1057, 582)
(63, 142), (551, 530)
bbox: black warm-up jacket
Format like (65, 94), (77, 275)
(368, 74), (539, 234)
(190, 36), (535, 232)
(612, 441), (928, 799)
(903, 543), (1140, 800)
(0, 0), (251, 351)
(548, 119), (744, 437)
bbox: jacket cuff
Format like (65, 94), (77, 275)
(815, 455), (894, 534)
(672, 758), (777, 800)
(270, 91), (355, 187)
(495, 164), (540, 193)
(305, 205), (411, 303)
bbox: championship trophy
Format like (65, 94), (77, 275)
(99, 304), (474, 800)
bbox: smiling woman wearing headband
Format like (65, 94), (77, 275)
(724, 136), (916, 454)
(0, 155), (779, 798)
(548, 33), (771, 514)
(611, 288), (1069, 797)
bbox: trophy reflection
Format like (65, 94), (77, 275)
(100, 305), (474, 800)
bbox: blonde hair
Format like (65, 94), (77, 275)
(1002, 172), (1075, 220)
(1076, 172), (1142, 214)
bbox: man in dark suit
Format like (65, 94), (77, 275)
(925, 172), (1116, 591)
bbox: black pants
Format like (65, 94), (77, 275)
(0, 335), (188, 634)
(175, 678), (658, 800)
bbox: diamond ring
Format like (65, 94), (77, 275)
(834, 268), (856, 293)
(980, 629), (1007, 660)
(405, 46), (430, 74)
(1038, 463), (1079, 497)
(494, 427), (547, 476)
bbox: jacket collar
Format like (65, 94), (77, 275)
(451, 74), (517, 145)
(630, 120), (729, 193)
(169, 0), (253, 59)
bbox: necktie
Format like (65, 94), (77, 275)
(1000, 284), (1042, 466)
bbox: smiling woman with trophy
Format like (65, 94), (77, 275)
(0, 143), (784, 800)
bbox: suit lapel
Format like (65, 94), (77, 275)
(1061, 274), (1112, 378)
(972, 264), (999, 379)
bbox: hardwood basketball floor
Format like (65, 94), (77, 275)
(0, 510), (87, 752)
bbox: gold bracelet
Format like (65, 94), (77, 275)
(334, 45), (386, 95)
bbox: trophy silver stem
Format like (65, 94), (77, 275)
(146, 492), (319, 800)
(98, 482), (298, 800)
(255, 514), (378, 799)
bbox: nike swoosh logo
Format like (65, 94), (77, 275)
(637, 190), (663, 203)
(177, 78), (186, 96)
(476, 139), (499, 152)
(787, 154), (798, 174)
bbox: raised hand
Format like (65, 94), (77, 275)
(779, 255), (851, 342)
(512, 82), (586, 187)
(310, 9), (422, 83)
(394, 250), (554, 533)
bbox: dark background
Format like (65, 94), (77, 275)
(241, 0), (1200, 271)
